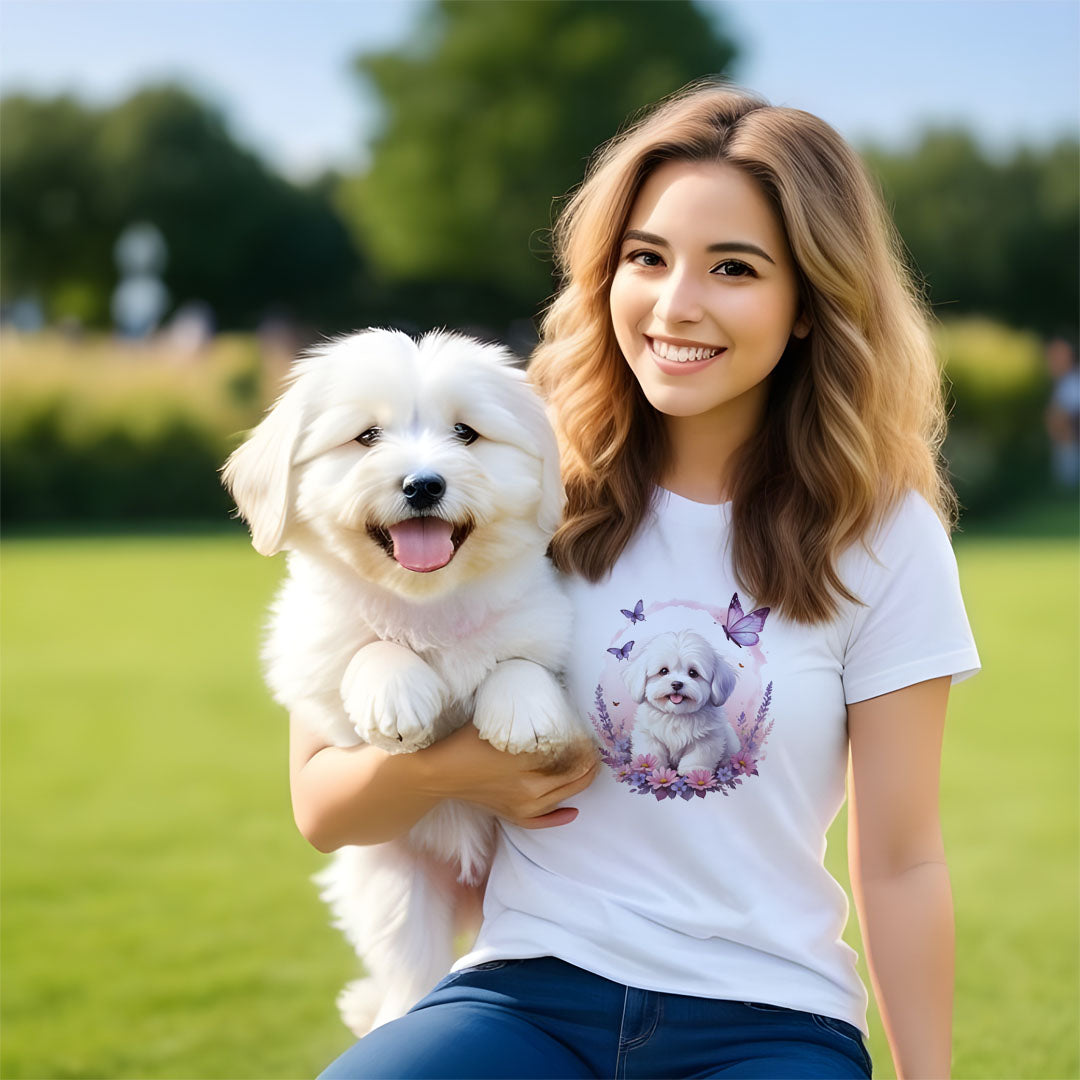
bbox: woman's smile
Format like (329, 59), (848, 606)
(647, 336), (728, 374)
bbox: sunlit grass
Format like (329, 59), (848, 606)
(1, 523), (1076, 1078)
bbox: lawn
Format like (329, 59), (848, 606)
(1, 517), (1076, 1079)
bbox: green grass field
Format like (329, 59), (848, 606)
(2, 519), (1077, 1079)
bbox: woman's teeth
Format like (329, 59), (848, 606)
(650, 339), (724, 363)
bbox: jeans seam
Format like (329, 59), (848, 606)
(614, 986), (630, 1079)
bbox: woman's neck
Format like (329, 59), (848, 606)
(659, 387), (765, 505)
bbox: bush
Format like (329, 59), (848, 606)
(0, 332), (267, 524)
(935, 318), (1054, 517)
(0, 319), (1059, 526)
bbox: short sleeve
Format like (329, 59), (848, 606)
(842, 491), (981, 705)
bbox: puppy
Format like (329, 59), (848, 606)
(624, 630), (739, 773)
(222, 328), (587, 1035)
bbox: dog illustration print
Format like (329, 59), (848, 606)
(625, 630), (739, 774)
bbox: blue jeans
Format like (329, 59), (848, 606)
(318, 956), (873, 1079)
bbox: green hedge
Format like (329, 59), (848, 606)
(0, 332), (267, 525)
(0, 320), (1057, 526)
(938, 318), (1054, 516)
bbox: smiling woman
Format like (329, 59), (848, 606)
(609, 160), (811, 470)
(315, 82), (981, 1080)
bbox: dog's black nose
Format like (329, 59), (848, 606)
(402, 472), (446, 510)
(670, 680), (684, 692)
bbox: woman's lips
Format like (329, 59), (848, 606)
(647, 337), (727, 375)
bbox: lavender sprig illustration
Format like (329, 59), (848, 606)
(590, 684), (632, 768)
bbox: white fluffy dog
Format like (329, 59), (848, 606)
(625, 630), (739, 774)
(222, 328), (587, 1035)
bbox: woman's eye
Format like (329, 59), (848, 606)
(713, 259), (755, 278)
(629, 250), (664, 268)
(453, 423), (479, 445)
(355, 427), (382, 446)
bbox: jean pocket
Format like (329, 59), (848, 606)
(741, 1000), (794, 1013)
(810, 1014), (872, 1075)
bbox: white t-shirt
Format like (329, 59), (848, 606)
(454, 487), (981, 1036)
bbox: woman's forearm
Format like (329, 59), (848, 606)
(852, 860), (955, 1079)
(291, 717), (598, 853)
(293, 741), (442, 852)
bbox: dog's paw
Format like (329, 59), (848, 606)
(474, 659), (581, 755)
(342, 642), (449, 753)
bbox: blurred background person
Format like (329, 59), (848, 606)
(1045, 336), (1080, 490)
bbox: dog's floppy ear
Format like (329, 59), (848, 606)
(509, 391), (565, 537)
(221, 380), (306, 556)
(624, 647), (651, 704)
(534, 401), (566, 537)
(709, 657), (738, 706)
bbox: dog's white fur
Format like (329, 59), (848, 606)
(223, 328), (587, 1035)
(625, 630), (739, 773)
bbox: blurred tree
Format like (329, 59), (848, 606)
(0, 95), (112, 324)
(340, 0), (739, 329)
(864, 131), (1079, 339)
(1, 86), (367, 331)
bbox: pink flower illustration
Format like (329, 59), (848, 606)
(632, 753), (659, 773)
(683, 768), (717, 791)
(731, 748), (757, 775)
(614, 763), (634, 782)
(648, 767), (679, 789)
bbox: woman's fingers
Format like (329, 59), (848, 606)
(511, 758), (598, 828)
(513, 806), (580, 829)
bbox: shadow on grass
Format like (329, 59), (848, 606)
(958, 491), (1078, 541)
(1, 517), (247, 541)
(1, 494), (1076, 542)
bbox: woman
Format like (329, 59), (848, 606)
(307, 81), (981, 1079)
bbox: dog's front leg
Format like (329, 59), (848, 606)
(342, 640), (451, 753)
(630, 729), (674, 772)
(473, 659), (582, 756)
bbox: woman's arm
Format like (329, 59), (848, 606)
(847, 675), (954, 1080)
(290, 709), (599, 853)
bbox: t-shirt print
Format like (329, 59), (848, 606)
(591, 592), (776, 802)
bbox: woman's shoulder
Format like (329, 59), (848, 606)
(838, 488), (961, 609)
(861, 488), (952, 561)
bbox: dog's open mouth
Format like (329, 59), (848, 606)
(667, 693), (685, 704)
(367, 517), (474, 573)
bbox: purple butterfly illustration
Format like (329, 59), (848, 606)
(607, 640), (634, 661)
(620, 599), (645, 623)
(721, 592), (769, 648)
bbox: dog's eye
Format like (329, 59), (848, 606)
(689, 669), (700, 679)
(356, 427), (382, 447)
(453, 423), (479, 445)
(659, 667), (669, 676)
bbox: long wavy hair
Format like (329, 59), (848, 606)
(529, 80), (957, 625)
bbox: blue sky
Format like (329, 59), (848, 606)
(2, 0), (1076, 181)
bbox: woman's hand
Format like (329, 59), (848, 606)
(414, 722), (599, 829)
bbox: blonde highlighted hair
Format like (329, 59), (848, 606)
(529, 80), (957, 625)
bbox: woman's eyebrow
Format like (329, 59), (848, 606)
(621, 228), (776, 265)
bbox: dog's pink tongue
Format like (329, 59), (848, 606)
(669, 693), (684, 704)
(387, 518), (455, 572)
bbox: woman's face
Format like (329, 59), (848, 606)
(609, 159), (809, 424)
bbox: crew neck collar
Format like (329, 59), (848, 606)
(656, 485), (732, 510)
(648, 490), (734, 527)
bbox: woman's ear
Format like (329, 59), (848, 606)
(792, 310), (812, 339)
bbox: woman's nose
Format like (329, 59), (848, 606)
(652, 267), (704, 325)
